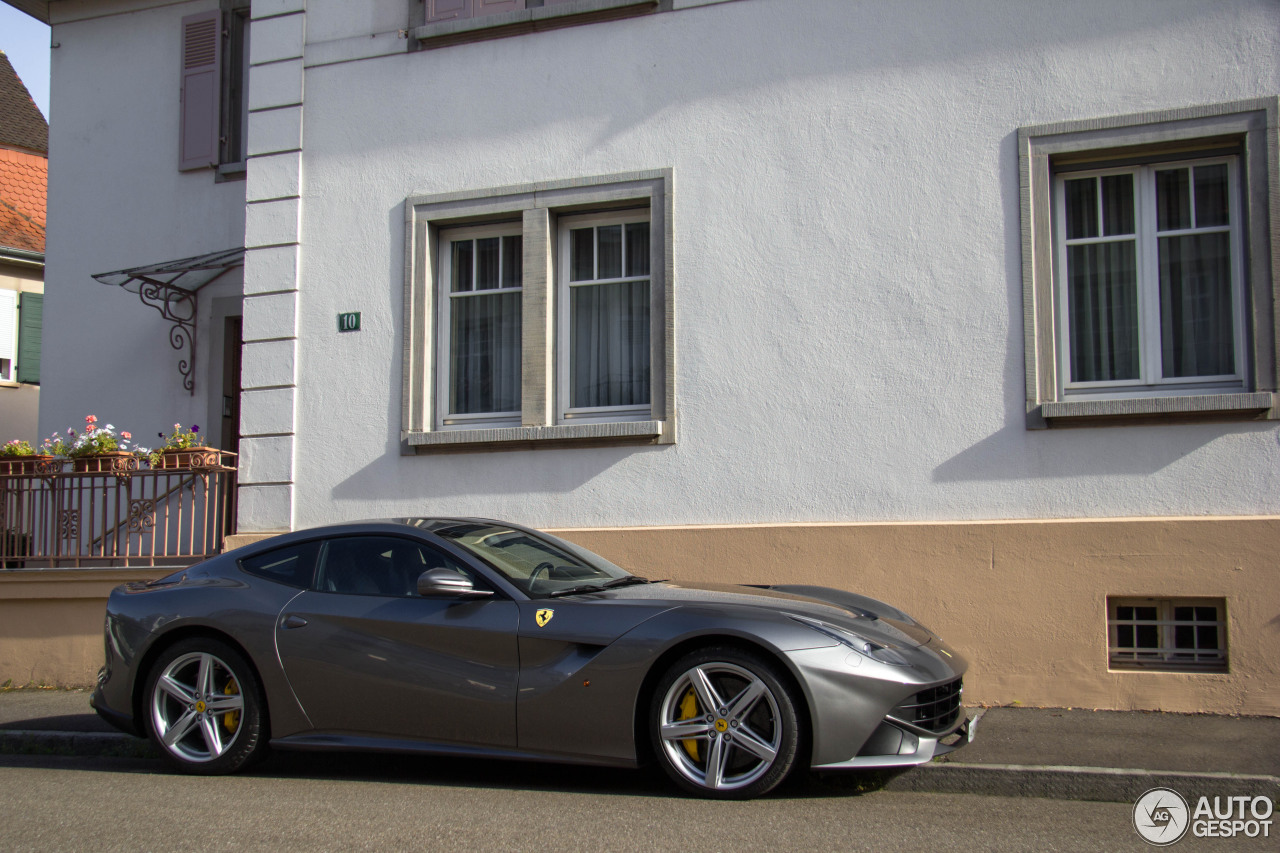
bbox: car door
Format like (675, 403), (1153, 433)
(274, 534), (520, 748)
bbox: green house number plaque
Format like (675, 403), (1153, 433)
(337, 312), (361, 332)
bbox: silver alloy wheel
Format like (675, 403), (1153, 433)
(657, 661), (782, 791)
(150, 651), (246, 763)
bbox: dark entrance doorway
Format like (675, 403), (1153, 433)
(220, 316), (242, 456)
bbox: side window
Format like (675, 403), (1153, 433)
(316, 536), (480, 597)
(426, 0), (523, 24)
(179, 3), (249, 174)
(239, 540), (319, 588)
(558, 210), (651, 422)
(1018, 100), (1278, 427)
(436, 224), (524, 428)
(403, 170), (674, 450)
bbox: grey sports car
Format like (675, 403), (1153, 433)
(93, 518), (972, 799)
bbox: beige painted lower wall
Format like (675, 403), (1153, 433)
(556, 516), (1280, 717)
(5, 517), (1277, 716)
(0, 569), (155, 688)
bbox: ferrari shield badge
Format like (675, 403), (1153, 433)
(535, 608), (554, 627)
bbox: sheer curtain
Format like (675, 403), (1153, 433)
(449, 235), (522, 415)
(569, 221), (650, 409)
(1068, 241), (1139, 382)
(1065, 174), (1139, 383)
(571, 281), (649, 407)
(451, 292), (521, 413)
(1157, 164), (1234, 379)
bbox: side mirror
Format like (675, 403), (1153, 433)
(417, 567), (493, 598)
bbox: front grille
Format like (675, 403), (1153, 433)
(890, 678), (962, 733)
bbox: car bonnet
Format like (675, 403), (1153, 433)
(594, 580), (933, 648)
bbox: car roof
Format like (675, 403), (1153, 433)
(225, 517), (533, 556)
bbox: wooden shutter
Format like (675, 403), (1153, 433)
(179, 10), (221, 171)
(476, 0), (523, 15)
(17, 292), (42, 385)
(427, 0), (472, 22)
(0, 290), (15, 380)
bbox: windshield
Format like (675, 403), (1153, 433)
(434, 523), (632, 597)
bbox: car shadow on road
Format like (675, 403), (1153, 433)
(242, 749), (907, 801)
(0, 747), (910, 801)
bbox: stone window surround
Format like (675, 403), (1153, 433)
(408, 1), (730, 50)
(402, 170), (675, 452)
(1018, 98), (1280, 429)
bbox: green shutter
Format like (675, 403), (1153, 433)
(17, 292), (41, 385)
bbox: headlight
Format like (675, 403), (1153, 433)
(791, 615), (912, 666)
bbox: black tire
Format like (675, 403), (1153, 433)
(649, 646), (802, 799)
(143, 638), (268, 774)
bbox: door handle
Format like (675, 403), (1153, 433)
(281, 614), (308, 629)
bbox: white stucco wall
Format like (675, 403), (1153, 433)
(40, 0), (245, 450)
(272, 0), (1280, 530)
(36, 0), (1280, 530)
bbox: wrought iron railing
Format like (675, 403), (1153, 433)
(0, 456), (237, 569)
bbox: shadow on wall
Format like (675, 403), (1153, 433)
(328, 441), (672, 501)
(468, 0), (1239, 152)
(932, 420), (1275, 483)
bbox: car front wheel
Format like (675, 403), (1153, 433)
(144, 638), (267, 774)
(651, 646), (802, 799)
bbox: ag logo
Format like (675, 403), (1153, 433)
(535, 608), (554, 627)
(1133, 787), (1190, 846)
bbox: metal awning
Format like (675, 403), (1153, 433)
(94, 247), (245, 394)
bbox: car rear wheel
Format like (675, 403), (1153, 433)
(144, 638), (267, 774)
(651, 646), (802, 799)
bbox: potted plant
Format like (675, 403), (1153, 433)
(0, 440), (57, 476)
(66, 415), (140, 473)
(153, 423), (218, 469)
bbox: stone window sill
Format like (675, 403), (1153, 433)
(406, 419), (666, 452)
(411, 0), (658, 49)
(1040, 392), (1275, 426)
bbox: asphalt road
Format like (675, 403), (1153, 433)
(1, 752), (1273, 852)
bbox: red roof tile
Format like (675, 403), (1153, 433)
(0, 148), (46, 253)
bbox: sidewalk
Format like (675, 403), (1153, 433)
(1, 689), (1277, 802)
(887, 706), (1280, 802)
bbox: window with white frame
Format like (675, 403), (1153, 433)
(437, 224), (524, 427)
(403, 171), (673, 450)
(0, 288), (15, 382)
(1018, 99), (1279, 427)
(559, 210), (651, 422)
(1056, 158), (1245, 397)
(1107, 597), (1227, 672)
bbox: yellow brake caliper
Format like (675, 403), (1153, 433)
(678, 688), (700, 762)
(223, 678), (241, 733)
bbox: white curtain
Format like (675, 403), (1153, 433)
(1159, 233), (1233, 378)
(571, 281), (649, 408)
(1068, 241), (1139, 383)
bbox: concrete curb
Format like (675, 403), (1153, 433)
(0, 729), (157, 760)
(888, 762), (1280, 803)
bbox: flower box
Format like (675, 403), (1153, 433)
(156, 447), (223, 469)
(0, 455), (59, 477)
(71, 452), (139, 474)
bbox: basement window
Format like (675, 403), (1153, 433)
(1107, 596), (1227, 672)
